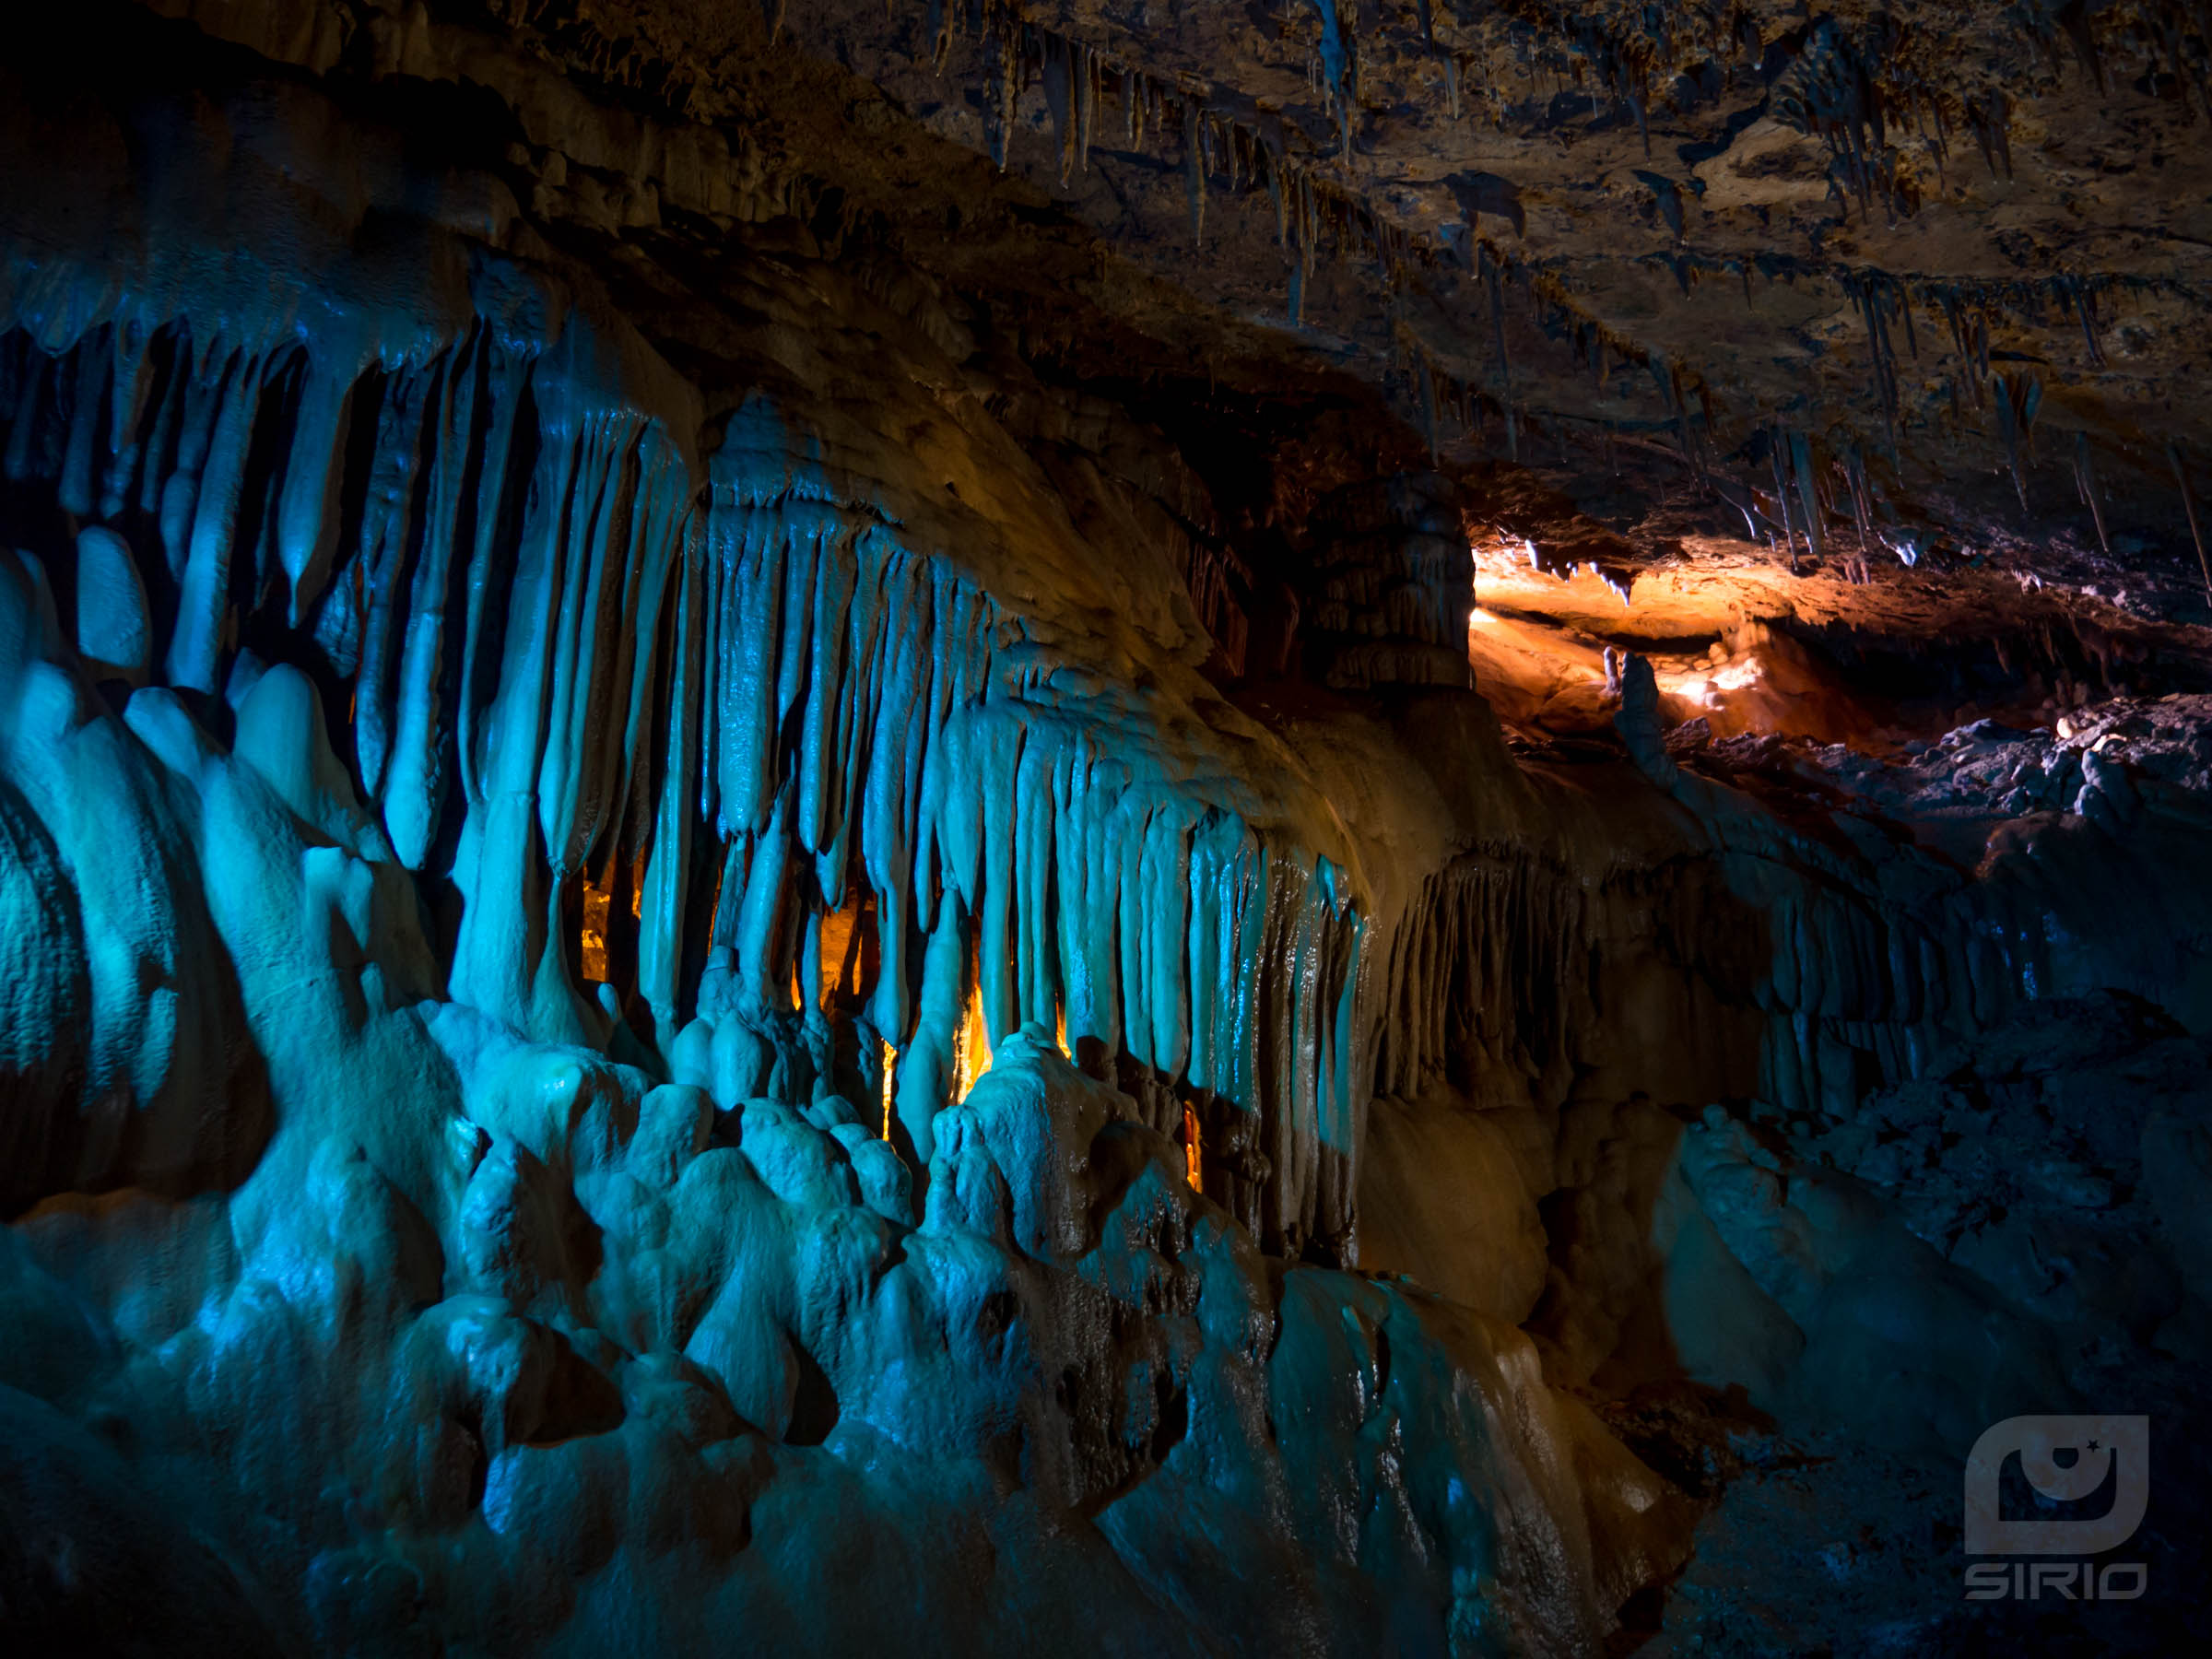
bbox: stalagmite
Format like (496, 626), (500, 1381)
(74, 525), (150, 680)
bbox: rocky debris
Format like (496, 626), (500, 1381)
(1697, 694), (2212, 857)
(1785, 990), (2212, 1364)
(1621, 987), (2212, 1652)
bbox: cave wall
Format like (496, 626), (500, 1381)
(0, 40), (1386, 1247)
(4, 6), (2212, 1655)
(0, 26), (1697, 1653)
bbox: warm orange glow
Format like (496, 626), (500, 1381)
(1182, 1104), (1203, 1191)
(1459, 535), (1890, 746)
(879, 1039), (896, 1138)
(579, 869), (614, 983)
(1470, 532), (1538, 571)
(790, 961), (805, 1013)
(953, 981), (994, 1102)
(1658, 654), (1765, 700)
(818, 893), (870, 1006)
(1053, 1000), (1070, 1059)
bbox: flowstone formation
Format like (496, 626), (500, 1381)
(3, 3), (2211, 1655)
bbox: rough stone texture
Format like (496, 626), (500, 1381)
(2, 3), (2211, 1654)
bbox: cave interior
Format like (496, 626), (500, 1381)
(3, 2), (2211, 1653)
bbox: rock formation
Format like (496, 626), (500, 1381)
(2, 3), (2208, 1653)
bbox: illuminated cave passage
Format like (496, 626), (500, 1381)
(4, 4), (2212, 1655)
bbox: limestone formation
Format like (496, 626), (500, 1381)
(2, 4), (2209, 1655)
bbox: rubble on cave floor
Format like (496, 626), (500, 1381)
(1604, 987), (2212, 1655)
(1660, 692), (2212, 853)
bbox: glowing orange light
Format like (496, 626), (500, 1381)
(579, 869), (614, 983)
(818, 892), (870, 1008)
(1654, 652), (1765, 707)
(879, 1039), (896, 1138)
(1053, 1000), (1071, 1059)
(1468, 532), (1539, 571)
(953, 981), (994, 1102)
(1182, 1104), (1203, 1191)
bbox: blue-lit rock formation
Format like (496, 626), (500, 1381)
(4, 6), (2211, 1655)
(0, 40), (1653, 1654)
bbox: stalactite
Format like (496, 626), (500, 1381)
(2073, 431), (2112, 556)
(2171, 439), (2212, 601)
(1373, 855), (1584, 1105)
(1841, 446), (1886, 573)
(1994, 371), (2042, 511)
(1042, 34), (1076, 182)
(1184, 99), (1206, 246)
(1841, 272), (1905, 445)
(988, 23), (1019, 170)
(1484, 249), (1511, 399)
(1790, 431), (1826, 563)
(1966, 88), (2014, 180)
(1080, 41), (1099, 171)
(0, 244), (1381, 1254)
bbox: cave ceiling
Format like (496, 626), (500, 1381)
(137, 1), (2211, 598)
(85, 4), (2212, 609)
(7, 7), (2212, 1653)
